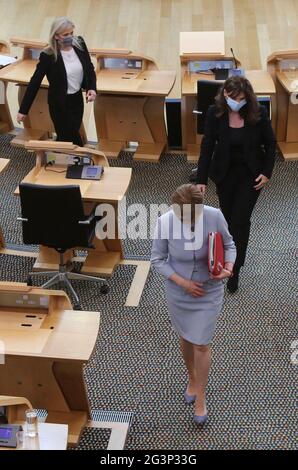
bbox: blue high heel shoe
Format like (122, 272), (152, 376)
(194, 413), (208, 425)
(194, 402), (208, 425)
(184, 390), (196, 404)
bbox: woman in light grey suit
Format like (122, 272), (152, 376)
(151, 184), (236, 425)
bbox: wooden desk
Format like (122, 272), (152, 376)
(0, 38), (87, 147)
(0, 423), (68, 450)
(0, 282), (99, 446)
(11, 141), (131, 276)
(91, 49), (176, 161)
(180, 32), (276, 161)
(0, 39), (14, 134)
(267, 50), (298, 161)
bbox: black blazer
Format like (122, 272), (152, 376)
(19, 36), (96, 115)
(195, 105), (276, 185)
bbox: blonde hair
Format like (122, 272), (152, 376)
(44, 16), (83, 60)
(171, 184), (204, 223)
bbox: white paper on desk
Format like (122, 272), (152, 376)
(0, 81), (5, 104)
(0, 54), (17, 66)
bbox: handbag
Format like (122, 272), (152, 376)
(208, 232), (224, 275)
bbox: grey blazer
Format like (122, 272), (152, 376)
(151, 205), (236, 282)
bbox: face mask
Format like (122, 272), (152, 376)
(226, 96), (247, 112)
(58, 36), (73, 47)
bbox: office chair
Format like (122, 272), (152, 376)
(17, 183), (109, 309)
(190, 80), (222, 182)
(196, 79), (222, 133)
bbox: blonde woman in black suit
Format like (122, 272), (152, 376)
(17, 17), (96, 146)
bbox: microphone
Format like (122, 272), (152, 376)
(230, 48), (237, 69)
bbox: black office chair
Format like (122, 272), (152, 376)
(17, 183), (109, 309)
(190, 80), (222, 182)
(196, 79), (222, 133)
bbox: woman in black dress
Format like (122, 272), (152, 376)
(195, 76), (276, 292)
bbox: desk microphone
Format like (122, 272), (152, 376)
(230, 48), (238, 69)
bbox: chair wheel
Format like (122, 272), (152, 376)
(73, 304), (82, 310)
(27, 276), (32, 286)
(100, 284), (109, 294)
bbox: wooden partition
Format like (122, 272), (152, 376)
(267, 50), (298, 161)
(90, 48), (176, 161)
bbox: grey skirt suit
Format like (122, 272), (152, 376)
(151, 206), (236, 345)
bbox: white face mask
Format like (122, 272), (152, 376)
(226, 96), (247, 112)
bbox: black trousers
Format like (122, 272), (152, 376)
(216, 163), (261, 271)
(49, 91), (84, 146)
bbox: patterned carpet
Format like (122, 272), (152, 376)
(0, 135), (297, 449)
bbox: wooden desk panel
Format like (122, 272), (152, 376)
(276, 70), (298, 93)
(180, 31), (225, 56)
(94, 68), (176, 161)
(15, 166), (132, 202)
(0, 59), (48, 86)
(97, 69), (175, 96)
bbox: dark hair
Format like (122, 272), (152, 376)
(215, 76), (260, 124)
(171, 184), (203, 223)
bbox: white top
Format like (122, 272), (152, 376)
(61, 48), (84, 94)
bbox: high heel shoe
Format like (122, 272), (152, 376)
(194, 413), (208, 425)
(184, 390), (196, 404)
(194, 402), (208, 425)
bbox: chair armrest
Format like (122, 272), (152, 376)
(78, 213), (96, 225)
(17, 217), (28, 222)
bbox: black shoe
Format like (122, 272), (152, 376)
(227, 274), (239, 293)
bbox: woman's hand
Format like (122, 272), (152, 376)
(183, 279), (206, 297)
(196, 184), (206, 195)
(86, 90), (97, 102)
(254, 174), (269, 190)
(169, 273), (205, 297)
(16, 113), (26, 124)
(210, 263), (233, 280)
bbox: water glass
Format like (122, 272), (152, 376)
(288, 63), (297, 79)
(25, 409), (38, 437)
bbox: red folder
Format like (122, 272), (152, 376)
(208, 232), (224, 275)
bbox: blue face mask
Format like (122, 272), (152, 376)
(226, 96), (247, 112)
(59, 36), (73, 47)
